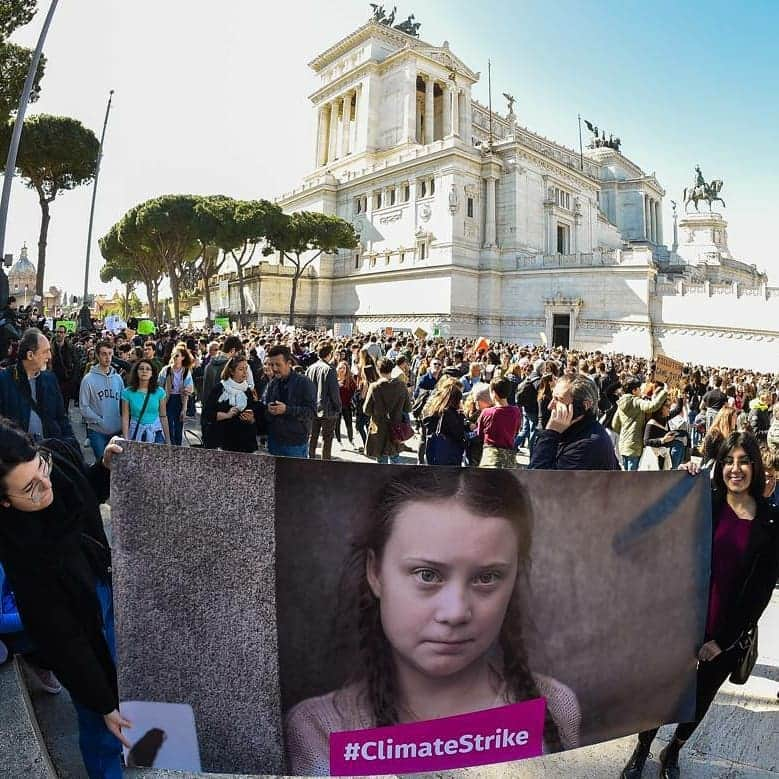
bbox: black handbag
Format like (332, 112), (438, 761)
(729, 625), (758, 685)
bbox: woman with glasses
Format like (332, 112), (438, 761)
(121, 359), (169, 444)
(0, 418), (131, 778)
(621, 431), (779, 779)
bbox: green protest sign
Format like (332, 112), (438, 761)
(214, 316), (230, 332)
(137, 319), (157, 336)
(58, 319), (76, 333)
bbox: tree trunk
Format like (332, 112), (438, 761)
(288, 267), (301, 325)
(36, 196), (51, 297)
(123, 282), (131, 319)
(201, 268), (212, 328)
(169, 270), (181, 325)
(237, 263), (247, 327)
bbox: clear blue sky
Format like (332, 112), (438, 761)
(6, 0), (778, 297)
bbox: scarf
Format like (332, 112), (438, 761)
(218, 378), (248, 411)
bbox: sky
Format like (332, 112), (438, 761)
(5, 0), (779, 300)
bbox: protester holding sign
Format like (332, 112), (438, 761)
(0, 419), (131, 779)
(284, 468), (580, 775)
(623, 431), (779, 779)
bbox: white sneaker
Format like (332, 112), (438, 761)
(28, 663), (62, 694)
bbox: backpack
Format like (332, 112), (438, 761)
(516, 377), (537, 409)
(412, 389), (432, 419)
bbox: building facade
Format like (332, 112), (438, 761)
(209, 20), (778, 370)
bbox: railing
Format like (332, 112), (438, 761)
(516, 252), (618, 269)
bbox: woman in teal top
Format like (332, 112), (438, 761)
(121, 360), (169, 444)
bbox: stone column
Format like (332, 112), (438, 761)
(657, 201), (664, 246)
(484, 175), (497, 247)
(643, 195), (650, 240)
(317, 104), (331, 167)
(405, 68), (417, 143)
(340, 92), (352, 158)
(328, 100), (338, 162)
(450, 88), (460, 137)
(443, 83), (453, 137)
(424, 75), (434, 144)
(461, 89), (472, 144)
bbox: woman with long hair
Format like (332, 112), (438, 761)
(537, 362), (559, 431)
(285, 468), (581, 776)
(0, 419), (131, 778)
(420, 376), (467, 466)
(353, 362), (378, 454)
(334, 360), (356, 449)
(121, 359), (169, 444)
(157, 347), (194, 446)
(203, 356), (260, 453)
(701, 406), (739, 464)
(622, 432), (779, 779)
(639, 397), (675, 470)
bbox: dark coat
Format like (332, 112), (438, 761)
(263, 371), (316, 446)
(529, 412), (620, 470)
(709, 488), (779, 652)
(0, 439), (117, 715)
(305, 359), (342, 418)
(364, 377), (411, 458)
(203, 382), (260, 453)
(0, 365), (77, 449)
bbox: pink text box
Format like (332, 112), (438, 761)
(329, 697), (546, 776)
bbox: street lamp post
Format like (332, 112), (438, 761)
(0, 0), (59, 289)
(82, 89), (115, 301)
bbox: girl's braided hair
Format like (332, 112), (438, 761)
(335, 467), (563, 750)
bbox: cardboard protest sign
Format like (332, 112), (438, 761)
(213, 316), (230, 332)
(112, 447), (710, 776)
(654, 354), (685, 387)
(136, 319), (156, 336)
(414, 326), (427, 339)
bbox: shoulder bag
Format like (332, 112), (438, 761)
(130, 389), (154, 442)
(729, 625), (758, 685)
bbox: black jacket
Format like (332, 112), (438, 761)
(709, 488), (779, 652)
(263, 371), (316, 446)
(529, 413), (621, 470)
(203, 382), (260, 453)
(0, 439), (117, 715)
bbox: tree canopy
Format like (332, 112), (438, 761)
(0, 2), (45, 125)
(0, 113), (99, 294)
(265, 210), (358, 323)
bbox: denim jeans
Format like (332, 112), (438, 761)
(87, 430), (119, 462)
(267, 438), (309, 458)
(622, 455), (641, 471)
(688, 410), (701, 449)
(515, 411), (538, 453)
(72, 579), (122, 779)
(377, 454), (402, 464)
(166, 394), (184, 446)
(669, 440), (686, 470)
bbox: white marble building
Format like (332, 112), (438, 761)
(211, 19), (778, 370)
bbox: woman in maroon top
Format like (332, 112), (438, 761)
(622, 431), (779, 779)
(476, 377), (522, 469)
(334, 361), (356, 448)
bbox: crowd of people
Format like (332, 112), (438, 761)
(0, 317), (777, 778)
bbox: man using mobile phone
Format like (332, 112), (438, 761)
(264, 345), (316, 458)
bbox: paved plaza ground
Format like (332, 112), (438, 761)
(3, 404), (777, 778)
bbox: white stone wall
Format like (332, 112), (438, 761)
(655, 286), (779, 370)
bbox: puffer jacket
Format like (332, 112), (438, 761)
(612, 388), (668, 457)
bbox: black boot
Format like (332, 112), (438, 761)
(658, 738), (684, 779)
(620, 733), (654, 779)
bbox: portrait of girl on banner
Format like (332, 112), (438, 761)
(283, 468), (581, 775)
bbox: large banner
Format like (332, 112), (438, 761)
(111, 445), (711, 776)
